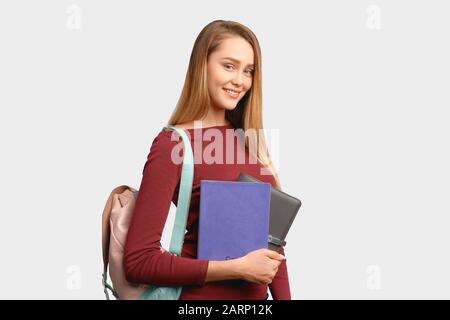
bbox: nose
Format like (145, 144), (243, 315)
(231, 71), (244, 87)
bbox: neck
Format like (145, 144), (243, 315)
(199, 106), (230, 127)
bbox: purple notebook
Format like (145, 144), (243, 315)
(197, 180), (271, 261)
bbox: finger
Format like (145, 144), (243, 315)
(266, 249), (286, 261)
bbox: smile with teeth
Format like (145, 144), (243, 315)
(223, 88), (240, 97)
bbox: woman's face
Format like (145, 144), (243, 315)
(207, 36), (255, 111)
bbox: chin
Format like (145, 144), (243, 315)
(220, 99), (240, 110)
(224, 103), (238, 110)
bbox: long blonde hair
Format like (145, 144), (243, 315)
(168, 20), (281, 191)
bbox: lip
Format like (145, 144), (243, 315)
(223, 88), (241, 93)
(223, 88), (241, 99)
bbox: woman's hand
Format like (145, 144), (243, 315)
(235, 248), (286, 285)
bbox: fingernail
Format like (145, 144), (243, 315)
(280, 254), (286, 259)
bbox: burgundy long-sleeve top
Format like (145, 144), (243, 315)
(123, 123), (291, 300)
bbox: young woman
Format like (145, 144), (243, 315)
(124, 20), (291, 300)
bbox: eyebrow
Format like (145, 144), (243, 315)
(222, 57), (254, 68)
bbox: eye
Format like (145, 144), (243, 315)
(224, 63), (254, 76)
(223, 63), (234, 70)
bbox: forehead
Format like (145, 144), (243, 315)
(212, 36), (254, 66)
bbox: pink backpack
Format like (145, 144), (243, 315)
(101, 126), (194, 300)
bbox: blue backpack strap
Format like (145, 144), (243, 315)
(163, 125), (194, 256)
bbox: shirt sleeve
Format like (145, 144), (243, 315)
(123, 130), (209, 287)
(269, 245), (292, 300)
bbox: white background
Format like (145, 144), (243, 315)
(0, 0), (449, 299)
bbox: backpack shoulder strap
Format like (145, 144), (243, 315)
(162, 125), (194, 256)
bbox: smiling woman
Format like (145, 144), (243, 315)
(207, 40), (255, 105)
(123, 20), (291, 300)
(168, 21), (279, 185)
